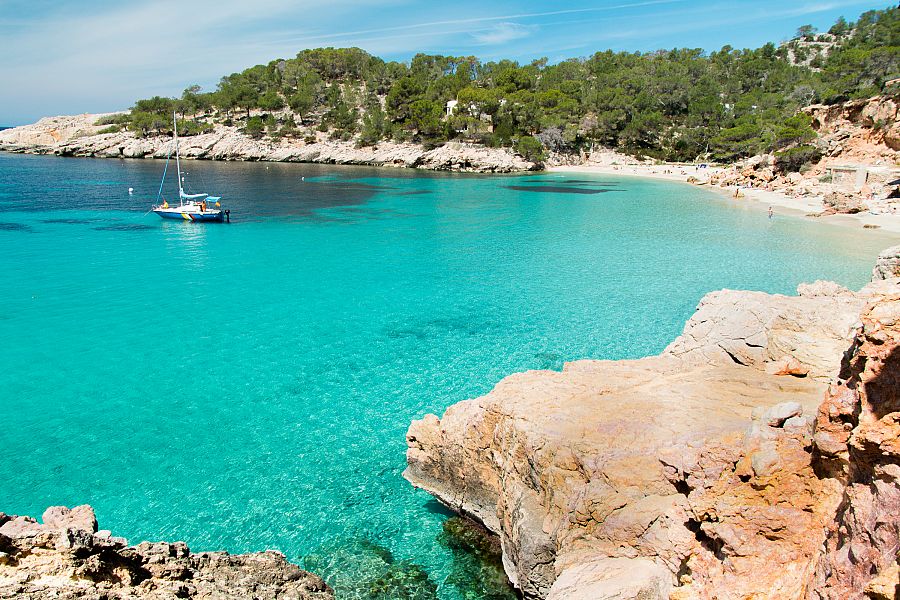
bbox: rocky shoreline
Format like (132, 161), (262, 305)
(404, 245), (900, 599)
(0, 505), (333, 599)
(0, 114), (536, 173)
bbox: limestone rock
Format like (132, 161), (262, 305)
(863, 561), (899, 599)
(41, 504), (97, 533)
(768, 355), (810, 377)
(811, 284), (900, 599)
(797, 280), (855, 298)
(679, 416), (842, 599)
(823, 191), (867, 214)
(664, 282), (864, 381)
(872, 245), (900, 281)
(763, 401), (804, 427)
(0, 505), (333, 599)
(405, 262), (900, 599)
(546, 557), (670, 600)
(0, 115), (536, 173)
(804, 96), (900, 167)
(883, 121), (900, 151)
(0, 113), (120, 149)
(404, 284), (835, 597)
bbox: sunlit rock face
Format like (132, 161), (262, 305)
(810, 283), (900, 600)
(406, 270), (900, 599)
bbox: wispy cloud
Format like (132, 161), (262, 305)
(471, 23), (535, 45)
(0, 0), (891, 124)
(265, 0), (685, 46)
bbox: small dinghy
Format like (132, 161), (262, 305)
(152, 113), (228, 222)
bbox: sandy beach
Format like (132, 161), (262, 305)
(548, 164), (900, 235)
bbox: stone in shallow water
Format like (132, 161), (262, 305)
(303, 538), (438, 600)
(438, 517), (518, 600)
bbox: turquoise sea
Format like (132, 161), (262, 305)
(0, 152), (892, 598)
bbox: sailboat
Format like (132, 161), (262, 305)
(152, 113), (227, 222)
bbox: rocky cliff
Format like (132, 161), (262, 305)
(804, 95), (900, 164)
(684, 95), (900, 217)
(0, 505), (333, 599)
(405, 271), (900, 599)
(0, 114), (535, 173)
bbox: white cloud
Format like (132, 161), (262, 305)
(0, 0), (387, 122)
(470, 23), (534, 45)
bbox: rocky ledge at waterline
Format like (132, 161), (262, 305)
(405, 246), (900, 599)
(0, 114), (536, 173)
(0, 505), (333, 599)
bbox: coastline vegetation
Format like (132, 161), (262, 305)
(105, 7), (899, 164)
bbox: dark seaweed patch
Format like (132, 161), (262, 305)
(303, 538), (439, 599)
(93, 223), (156, 231)
(0, 222), (34, 232)
(40, 218), (98, 224)
(504, 185), (617, 194)
(522, 178), (617, 185)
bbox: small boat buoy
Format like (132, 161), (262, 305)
(128, 187), (134, 194)
(301, 176), (305, 181)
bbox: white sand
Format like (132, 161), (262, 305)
(548, 164), (900, 235)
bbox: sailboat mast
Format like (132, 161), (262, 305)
(173, 112), (183, 205)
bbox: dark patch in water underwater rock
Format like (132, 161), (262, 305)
(520, 178), (620, 186)
(422, 498), (456, 517)
(503, 185), (617, 194)
(385, 314), (503, 341)
(438, 517), (519, 600)
(40, 217), (99, 224)
(303, 538), (438, 600)
(93, 223), (156, 231)
(0, 222), (34, 232)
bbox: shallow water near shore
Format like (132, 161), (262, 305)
(0, 153), (893, 598)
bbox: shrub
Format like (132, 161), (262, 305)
(513, 135), (546, 163)
(775, 145), (822, 172)
(244, 116), (265, 139)
(774, 113), (816, 148)
(178, 119), (214, 136)
(94, 113), (130, 126)
(97, 125), (121, 134)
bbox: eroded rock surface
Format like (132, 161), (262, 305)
(811, 286), (900, 600)
(664, 281), (864, 380)
(405, 272), (900, 599)
(0, 505), (333, 599)
(873, 245), (900, 281)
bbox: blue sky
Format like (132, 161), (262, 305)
(1, 0), (894, 125)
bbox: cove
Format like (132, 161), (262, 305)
(0, 153), (891, 599)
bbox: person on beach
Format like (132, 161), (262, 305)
(768, 206), (774, 219)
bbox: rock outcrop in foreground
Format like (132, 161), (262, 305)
(405, 272), (900, 599)
(873, 245), (900, 281)
(0, 114), (535, 173)
(0, 505), (333, 599)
